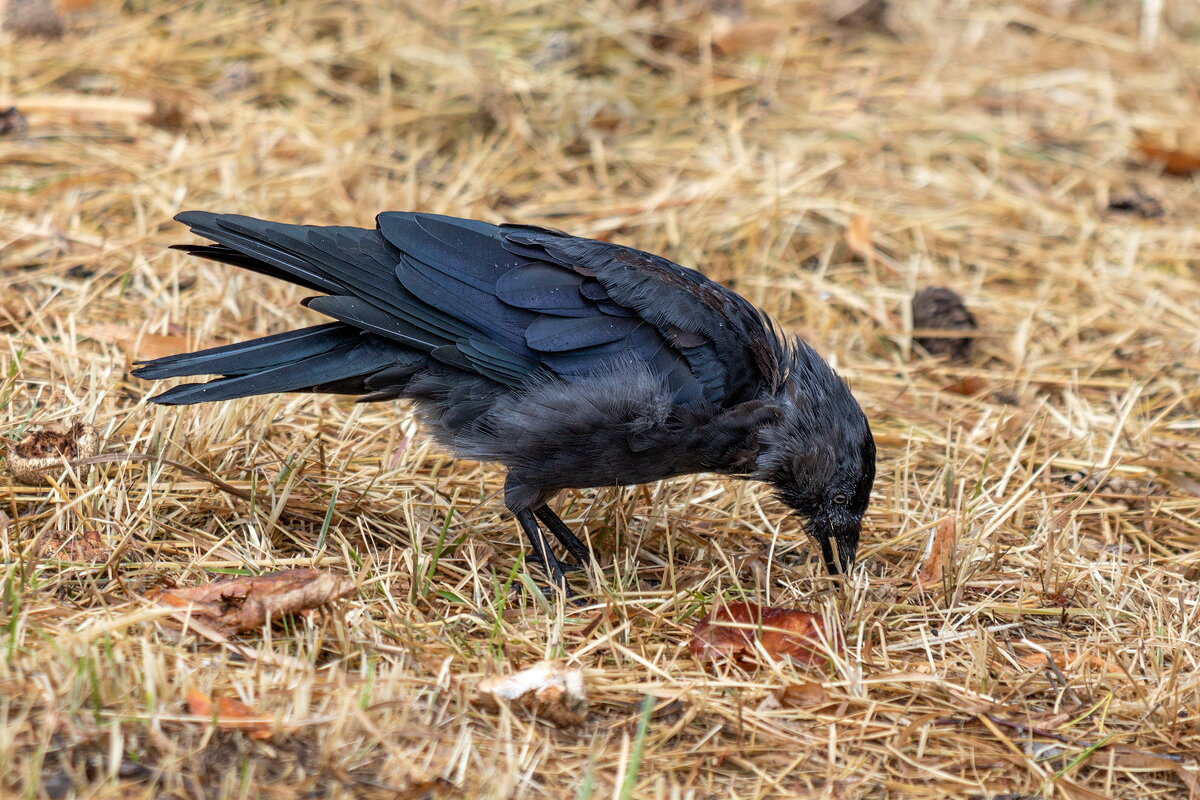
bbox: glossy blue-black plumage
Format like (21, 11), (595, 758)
(134, 209), (876, 584)
(141, 210), (779, 406)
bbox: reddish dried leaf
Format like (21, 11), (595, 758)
(58, 0), (108, 13)
(689, 602), (829, 668)
(1136, 141), (1200, 177)
(77, 323), (194, 361)
(777, 681), (831, 707)
(846, 215), (874, 261)
(712, 19), (783, 55)
(148, 568), (354, 635)
(916, 517), (956, 583)
(186, 688), (272, 739)
(941, 376), (989, 396)
(185, 687), (213, 717)
(1016, 650), (1122, 675)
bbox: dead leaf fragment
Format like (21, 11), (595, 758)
(912, 287), (978, 362)
(689, 602), (830, 668)
(476, 661), (587, 726)
(34, 529), (110, 562)
(1162, 472), (1200, 497)
(1135, 141), (1200, 177)
(916, 516), (956, 583)
(7, 422), (100, 484)
(148, 568), (355, 635)
(941, 376), (989, 396)
(186, 688), (273, 739)
(1015, 650), (1122, 675)
(845, 215), (875, 262)
(1096, 748), (1200, 800)
(776, 681), (831, 707)
(712, 18), (783, 55)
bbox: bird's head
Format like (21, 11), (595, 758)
(755, 341), (876, 574)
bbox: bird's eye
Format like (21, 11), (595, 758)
(833, 493), (848, 505)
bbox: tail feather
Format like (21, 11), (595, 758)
(143, 335), (415, 406)
(142, 209), (533, 405)
(132, 323), (356, 380)
(141, 213), (440, 405)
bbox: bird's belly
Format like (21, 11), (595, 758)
(524, 444), (697, 491)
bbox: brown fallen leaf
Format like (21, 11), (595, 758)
(916, 516), (956, 583)
(1162, 472), (1200, 497)
(712, 18), (784, 55)
(1016, 650), (1122, 675)
(186, 688), (273, 740)
(689, 602), (830, 668)
(476, 661), (587, 726)
(76, 323), (192, 361)
(1136, 141), (1200, 177)
(845, 215), (875, 262)
(912, 287), (978, 362)
(7, 422), (100, 484)
(34, 529), (111, 562)
(1080, 747), (1200, 800)
(148, 568), (355, 635)
(58, 0), (114, 14)
(776, 681), (831, 707)
(941, 376), (989, 396)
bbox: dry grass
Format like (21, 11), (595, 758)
(3, 0), (1200, 797)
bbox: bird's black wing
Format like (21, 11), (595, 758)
(142, 211), (784, 407)
(495, 225), (787, 405)
(375, 212), (712, 403)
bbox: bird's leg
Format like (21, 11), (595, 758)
(534, 505), (594, 566)
(515, 508), (570, 594)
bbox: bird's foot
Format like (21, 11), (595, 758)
(525, 553), (586, 573)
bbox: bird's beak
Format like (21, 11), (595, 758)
(815, 532), (840, 574)
(834, 525), (859, 574)
(810, 517), (860, 575)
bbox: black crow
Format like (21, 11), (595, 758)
(134, 211), (876, 590)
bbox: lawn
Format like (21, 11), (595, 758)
(2, 1), (1200, 798)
